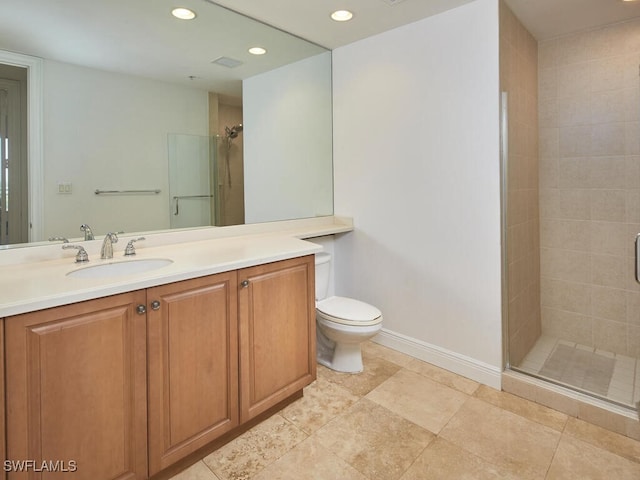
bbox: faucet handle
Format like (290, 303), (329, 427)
(62, 244), (89, 263)
(124, 237), (145, 256)
(49, 236), (69, 243)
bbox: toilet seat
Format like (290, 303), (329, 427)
(316, 296), (382, 327)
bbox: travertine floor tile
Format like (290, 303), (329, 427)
(439, 397), (560, 479)
(473, 384), (568, 432)
(280, 376), (359, 434)
(203, 414), (307, 480)
(362, 341), (415, 367)
(314, 398), (434, 480)
(171, 461), (220, 480)
(167, 347), (640, 480)
(317, 355), (402, 397)
(366, 368), (469, 434)
(546, 435), (640, 479)
(405, 358), (480, 395)
(399, 438), (522, 480)
(563, 417), (640, 464)
(251, 437), (368, 480)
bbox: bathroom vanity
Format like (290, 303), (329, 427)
(0, 218), (352, 479)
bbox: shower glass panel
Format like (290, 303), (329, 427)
(502, 6), (640, 411)
(168, 134), (216, 229)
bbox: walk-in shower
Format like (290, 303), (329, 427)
(501, 4), (640, 413)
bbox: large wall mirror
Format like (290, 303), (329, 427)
(0, 0), (333, 248)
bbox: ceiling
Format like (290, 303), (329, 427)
(504, 0), (640, 41)
(2, 0), (640, 94)
(212, 0), (640, 45)
(0, 0), (328, 95)
(211, 0), (474, 49)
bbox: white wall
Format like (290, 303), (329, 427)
(243, 52), (333, 224)
(332, 0), (503, 386)
(43, 60), (208, 240)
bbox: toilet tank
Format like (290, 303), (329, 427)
(314, 252), (331, 301)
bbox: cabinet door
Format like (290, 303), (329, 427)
(238, 255), (316, 422)
(5, 292), (148, 480)
(147, 272), (238, 475)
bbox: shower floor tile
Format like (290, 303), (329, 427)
(539, 345), (615, 396)
(517, 336), (639, 409)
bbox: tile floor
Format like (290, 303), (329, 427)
(170, 341), (640, 480)
(517, 335), (640, 408)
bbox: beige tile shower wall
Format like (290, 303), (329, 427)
(538, 19), (640, 357)
(500, 2), (541, 366)
(217, 100), (245, 226)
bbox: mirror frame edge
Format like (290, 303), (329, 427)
(0, 50), (43, 243)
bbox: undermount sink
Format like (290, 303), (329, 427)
(67, 258), (173, 279)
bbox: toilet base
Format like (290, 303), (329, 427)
(316, 325), (365, 373)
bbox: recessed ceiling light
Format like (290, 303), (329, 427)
(171, 7), (197, 20)
(248, 47), (267, 55)
(331, 10), (354, 22)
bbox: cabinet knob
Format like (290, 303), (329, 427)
(136, 304), (146, 315)
(240, 280), (249, 288)
(151, 300), (161, 311)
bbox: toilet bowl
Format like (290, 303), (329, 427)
(315, 252), (383, 373)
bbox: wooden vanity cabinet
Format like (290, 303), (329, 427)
(3, 254), (316, 479)
(238, 255), (316, 422)
(4, 292), (148, 480)
(147, 272), (239, 475)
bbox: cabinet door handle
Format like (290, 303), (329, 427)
(240, 280), (249, 288)
(136, 304), (146, 315)
(151, 300), (161, 311)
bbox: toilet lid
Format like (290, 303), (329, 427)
(316, 296), (382, 325)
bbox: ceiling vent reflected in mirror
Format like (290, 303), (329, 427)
(379, 0), (409, 5)
(211, 56), (244, 68)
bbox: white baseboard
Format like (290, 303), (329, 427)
(372, 328), (503, 389)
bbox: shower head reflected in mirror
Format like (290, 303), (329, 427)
(222, 123), (243, 187)
(225, 124), (243, 139)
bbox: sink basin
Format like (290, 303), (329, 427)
(67, 258), (173, 279)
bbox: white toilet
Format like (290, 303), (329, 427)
(315, 252), (383, 373)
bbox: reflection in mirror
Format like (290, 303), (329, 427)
(0, 63), (28, 245)
(0, 0), (333, 248)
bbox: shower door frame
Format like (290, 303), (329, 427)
(500, 91), (511, 371)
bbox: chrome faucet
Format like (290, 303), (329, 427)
(100, 232), (119, 259)
(80, 224), (95, 241)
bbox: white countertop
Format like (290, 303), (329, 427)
(0, 215), (354, 317)
(0, 233), (324, 318)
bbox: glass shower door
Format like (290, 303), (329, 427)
(168, 133), (215, 229)
(501, 9), (640, 411)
